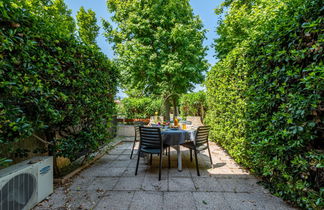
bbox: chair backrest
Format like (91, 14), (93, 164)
(139, 127), (162, 149)
(134, 126), (140, 141)
(195, 126), (210, 146)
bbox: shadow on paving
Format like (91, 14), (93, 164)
(34, 137), (296, 210)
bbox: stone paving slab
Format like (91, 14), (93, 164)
(34, 138), (295, 210)
(193, 192), (230, 210)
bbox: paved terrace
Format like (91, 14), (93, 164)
(35, 137), (294, 210)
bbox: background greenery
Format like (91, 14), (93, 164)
(0, 0), (118, 172)
(206, 0), (323, 208)
(179, 91), (207, 118)
(118, 97), (163, 119)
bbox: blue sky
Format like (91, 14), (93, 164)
(64, 0), (223, 96)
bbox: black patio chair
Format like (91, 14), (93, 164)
(130, 126), (140, 159)
(182, 126), (213, 176)
(135, 127), (170, 180)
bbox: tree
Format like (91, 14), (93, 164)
(76, 6), (100, 46)
(103, 0), (209, 120)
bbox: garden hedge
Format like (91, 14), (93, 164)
(206, 0), (323, 208)
(0, 0), (118, 169)
(118, 97), (163, 119)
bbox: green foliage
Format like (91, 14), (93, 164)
(104, 0), (209, 98)
(119, 97), (163, 119)
(0, 0), (118, 163)
(206, 0), (324, 208)
(76, 6), (100, 46)
(179, 91), (207, 117)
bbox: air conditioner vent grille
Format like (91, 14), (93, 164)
(0, 173), (36, 210)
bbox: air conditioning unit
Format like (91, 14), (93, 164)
(0, 156), (53, 210)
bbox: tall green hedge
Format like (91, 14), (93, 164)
(206, 0), (323, 208)
(0, 0), (118, 167)
(118, 97), (163, 119)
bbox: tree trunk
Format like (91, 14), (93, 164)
(45, 130), (60, 176)
(172, 97), (178, 121)
(164, 98), (171, 121)
(200, 104), (204, 121)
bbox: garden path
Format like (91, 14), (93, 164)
(35, 137), (295, 210)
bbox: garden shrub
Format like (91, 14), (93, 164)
(0, 0), (118, 169)
(118, 97), (163, 119)
(206, 0), (323, 208)
(179, 91), (207, 117)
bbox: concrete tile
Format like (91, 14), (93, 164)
(69, 175), (94, 191)
(98, 167), (126, 177)
(99, 154), (120, 161)
(128, 158), (150, 168)
(168, 177), (196, 192)
(224, 192), (295, 210)
(145, 167), (168, 179)
(188, 168), (211, 177)
(230, 168), (251, 175)
(87, 177), (119, 191)
(129, 191), (163, 210)
(192, 177), (224, 192)
(33, 188), (67, 209)
(168, 168), (191, 177)
(193, 192), (231, 210)
(122, 149), (134, 155)
(94, 191), (134, 209)
(115, 143), (133, 150)
(123, 167), (146, 176)
(151, 158), (177, 168)
(66, 190), (105, 209)
(114, 176), (145, 190)
(219, 178), (266, 193)
(108, 149), (126, 155)
(109, 160), (131, 168)
(163, 192), (196, 210)
(81, 166), (126, 177)
(142, 174), (168, 191)
(116, 154), (132, 160)
(207, 167), (236, 175)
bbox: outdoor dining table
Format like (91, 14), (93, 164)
(161, 128), (196, 171)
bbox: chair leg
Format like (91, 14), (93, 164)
(168, 146), (171, 168)
(130, 139), (136, 159)
(135, 151), (141, 175)
(159, 151), (162, 181)
(194, 149), (200, 176)
(190, 149), (192, 162)
(207, 146), (213, 168)
(150, 154), (153, 165)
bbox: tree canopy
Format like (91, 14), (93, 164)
(103, 0), (209, 99)
(76, 6), (100, 46)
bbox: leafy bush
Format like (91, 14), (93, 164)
(179, 91), (207, 117)
(206, 0), (323, 208)
(118, 97), (163, 119)
(0, 0), (118, 167)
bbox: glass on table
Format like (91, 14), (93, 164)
(182, 123), (187, 130)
